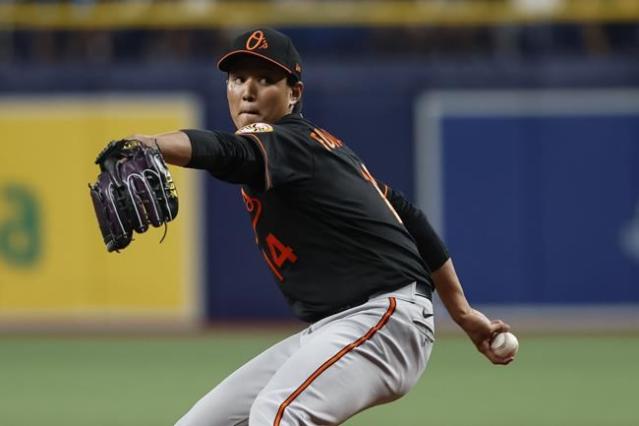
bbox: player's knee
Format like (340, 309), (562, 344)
(251, 392), (304, 426)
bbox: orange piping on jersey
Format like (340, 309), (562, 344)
(361, 164), (403, 224)
(262, 250), (284, 282)
(247, 133), (272, 190)
(273, 297), (397, 426)
(383, 184), (389, 198)
(241, 188), (262, 243)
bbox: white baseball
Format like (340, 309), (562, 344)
(490, 332), (519, 357)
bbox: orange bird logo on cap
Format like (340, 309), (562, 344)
(246, 30), (269, 50)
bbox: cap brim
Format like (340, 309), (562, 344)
(217, 50), (293, 76)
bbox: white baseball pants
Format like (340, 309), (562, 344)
(174, 282), (435, 426)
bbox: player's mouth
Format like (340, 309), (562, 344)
(240, 109), (261, 117)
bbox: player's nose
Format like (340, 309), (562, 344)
(241, 77), (258, 101)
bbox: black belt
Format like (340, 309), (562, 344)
(415, 281), (432, 299)
(307, 281), (432, 322)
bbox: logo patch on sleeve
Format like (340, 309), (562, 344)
(236, 123), (274, 134)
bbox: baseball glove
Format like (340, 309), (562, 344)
(89, 139), (178, 252)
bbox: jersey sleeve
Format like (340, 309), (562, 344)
(237, 122), (314, 191)
(183, 128), (264, 187)
(182, 122), (314, 191)
(380, 181), (450, 272)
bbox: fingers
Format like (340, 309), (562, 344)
(492, 352), (515, 365)
(489, 321), (515, 364)
(473, 321), (516, 366)
(490, 319), (511, 334)
(490, 356), (515, 366)
(463, 309), (516, 366)
(486, 347), (515, 365)
(478, 340), (515, 365)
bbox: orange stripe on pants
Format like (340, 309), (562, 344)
(273, 297), (397, 426)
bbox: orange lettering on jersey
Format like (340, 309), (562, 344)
(266, 233), (298, 268)
(310, 128), (343, 151)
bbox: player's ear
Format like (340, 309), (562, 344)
(289, 81), (304, 110)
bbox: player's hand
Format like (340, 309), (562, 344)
(124, 134), (156, 147)
(457, 308), (514, 365)
(88, 138), (179, 252)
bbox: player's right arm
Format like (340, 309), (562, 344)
(432, 259), (513, 365)
(382, 184), (514, 365)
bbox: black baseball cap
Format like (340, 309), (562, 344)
(217, 28), (303, 82)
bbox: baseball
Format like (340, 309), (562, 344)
(490, 332), (519, 357)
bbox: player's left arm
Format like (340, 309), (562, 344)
(126, 125), (311, 191)
(382, 183), (514, 365)
(126, 131), (193, 166)
(121, 130), (265, 187)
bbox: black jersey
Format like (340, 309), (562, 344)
(234, 114), (432, 321)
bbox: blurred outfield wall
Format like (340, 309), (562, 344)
(0, 96), (202, 330)
(1, 0), (639, 328)
(1, 55), (637, 329)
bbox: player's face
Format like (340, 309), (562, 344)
(227, 56), (302, 129)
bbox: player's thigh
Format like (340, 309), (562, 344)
(249, 297), (433, 426)
(174, 331), (303, 426)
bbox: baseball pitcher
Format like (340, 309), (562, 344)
(90, 28), (515, 426)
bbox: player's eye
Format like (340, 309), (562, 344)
(258, 77), (271, 85)
(230, 76), (245, 85)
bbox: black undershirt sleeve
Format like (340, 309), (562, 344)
(381, 182), (450, 273)
(182, 129), (265, 189)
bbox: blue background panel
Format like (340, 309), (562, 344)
(3, 56), (638, 318)
(442, 115), (639, 304)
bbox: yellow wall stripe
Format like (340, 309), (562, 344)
(0, 96), (201, 329)
(1, 0), (638, 30)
